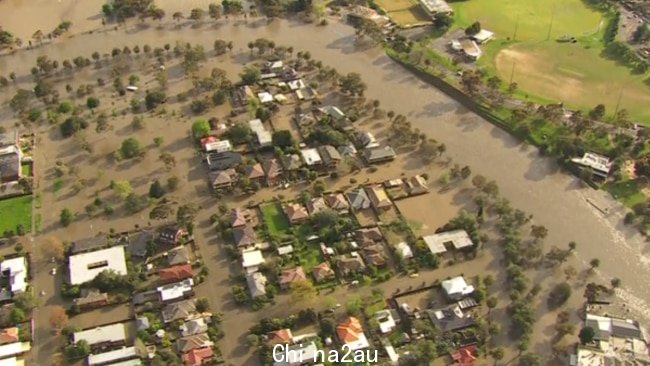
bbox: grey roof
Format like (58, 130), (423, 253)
(159, 226), (182, 244)
(206, 151), (242, 171)
(336, 255), (366, 276)
(346, 188), (371, 210)
(611, 319), (642, 339)
(233, 225), (257, 247)
(246, 272), (267, 298)
(0, 131), (17, 147)
(168, 246), (190, 266)
(129, 230), (153, 257)
(426, 306), (475, 332)
(0, 152), (20, 181)
(74, 289), (108, 307)
(71, 236), (109, 254)
(363, 146), (396, 163)
(136, 316), (150, 331)
(162, 299), (196, 323)
(318, 145), (342, 164)
(176, 333), (212, 352)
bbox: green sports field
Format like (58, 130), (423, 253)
(451, 0), (650, 124)
(0, 195), (32, 236)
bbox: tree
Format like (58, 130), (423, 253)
(196, 297), (210, 312)
(547, 282), (572, 309)
(530, 225), (548, 241)
(150, 203), (174, 220)
(154, 137), (164, 147)
(486, 297), (497, 313)
(112, 180), (133, 200)
(10, 308), (26, 324)
(168, 176), (180, 191)
(149, 180), (165, 198)
(610, 277), (621, 288)
(192, 119), (211, 140)
(86, 97), (99, 110)
(568, 241), (577, 251)
(339, 72), (366, 96)
(589, 258), (600, 270)
(433, 13), (453, 30)
(209, 3), (223, 19)
(632, 23), (650, 43)
(145, 90), (166, 110)
(42, 237), (66, 260)
(49, 306), (69, 332)
(60, 209), (74, 227)
(177, 203), (199, 226)
(579, 326), (595, 344)
(491, 348), (504, 362)
(290, 280), (317, 303)
(189, 8), (205, 21)
(120, 138), (143, 159)
(519, 353), (540, 366)
(214, 39), (228, 55)
(471, 174), (486, 189)
(271, 130), (294, 147)
(240, 66), (261, 84)
(225, 123), (252, 144)
(589, 104), (606, 120)
(465, 21), (481, 36)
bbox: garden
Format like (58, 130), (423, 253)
(0, 195), (32, 237)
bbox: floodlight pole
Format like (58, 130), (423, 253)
(613, 86), (623, 116)
(547, 4), (556, 40)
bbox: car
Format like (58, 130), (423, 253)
(50, 268), (56, 275)
(409, 273), (419, 278)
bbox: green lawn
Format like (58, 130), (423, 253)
(0, 196), (32, 236)
(21, 163), (32, 177)
(605, 179), (647, 208)
(260, 202), (290, 237)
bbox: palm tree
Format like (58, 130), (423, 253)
(568, 241), (576, 251)
(247, 41), (254, 54)
(172, 12), (184, 22)
(589, 258), (600, 271)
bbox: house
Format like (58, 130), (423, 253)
(280, 67), (299, 81)
(336, 254), (366, 276)
(0, 146), (21, 183)
(242, 250), (265, 273)
(296, 87), (318, 101)
(136, 316), (150, 331)
(348, 5), (391, 27)
(312, 262), (336, 283)
(258, 92), (274, 104)
(357, 132), (379, 148)
(162, 299), (197, 323)
(355, 227), (384, 244)
(273, 342), (320, 366)
(159, 227), (184, 245)
(129, 230), (154, 258)
(307, 197), (328, 215)
(267, 328), (293, 345)
(300, 148), (322, 167)
(73, 323), (126, 349)
(277, 245), (294, 256)
(441, 276), (475, 300)
(0, 342), (30, 361)
(0, 131), (18, 148)
(450, 345), (478, 366)
(405, 175), (429, 195)
(471, 29), (494, 44)
(395, 242), (414, 260)
(231, 85), (255, 108)
(68, 246), (128, 285)
(0, 328), (18, 345)
(571, 152), (612, 178)
(183, 347), (214, 366)
(73, 289), (109, 310)
(428, 230), (474, 253)
(426, 306), (475, 332)
(278, 267), (307, 290)
(418, 0), (453, 16)
(284, 203), (309, 224)
(317, 145), (342, 168)
(204, 139), (232, 153)
(366, 185), (392, 211)
(249, 119), (272, 147)
(206, 151), (242, 171)
(262, 159), (283, 186)
(338, 144), (357, 157)
(246, 272), (268, 298)
(287, 79), (305, 91)
(233, 225), (257, 249)
(375, 310), (397, 334)
(157, 278), (194, 302)
(70, 236), (109, 254)
(362, 244), (388, 267)
(181, 317), (210, 337)
(209, 168), (238, 190)
(423, 235), (447, 255)
(87, 346), (139, 366)
(263, 60), (284, 73)
(574, 314), (649, 364)
(346, 188), (371, 210)
(167, 246), (191, 266)
(584, 313), (644, 341)
(281, 154), (303, 171)
(244, 163), (265, 184)
(176, 333), (213, 353)
(363, 146), (396, 164)
(336, 317), (369, 350)
(451, 39), (482, 61)
(230, 208), (251, 228)
(324, 193), (349, 211)
(0, 257), (27, 295)
(318, 106), (346, 121)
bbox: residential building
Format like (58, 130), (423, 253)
(183, 347), (214, 366)
(287, 79), (305, 90)
(159, 264), (194, 284)
(324, 193), (349, 211)
(262, 158), (283, 186)
(209, 168), (238, 190)
(296, 87), (318, 101)
(450, 345), (478, 366)
(318, 106), (346, 121)
(375, 310), (397, 334)
(312, 262), (336, 283)
(257, 92), (274, 104)
(284, 203), (309, 224)
(0, 131), (18, 148)
(231, 85), (255, 108)
(159, 227), (184, 245)
(203, 139), (232, 153)
(181, 317), (210, 337)
(176, 333), (213, 353)
(267, 329), (293, 345)
(0, 328), (18, 344)
(405, 175), (429, 195)
(317, 145), (342, 168)
(162, 299), (197, 323)
(230, 208), (251, 228)
(281, 154), (303, 171)
(277, 245), (294, 256)
(441, 276), (475, 300)
(249, 119), (272, 147)
(0, 146), (21, 183)
(233, 225), (257, 249)
(206, 151), (242, 171)
(395, 242), (414, 260)
(300, 148), (322, 167)
(426, 230), (474, 254)
(73, 323), (126, 349)
(157, 278), (194, 302)
(278, 266), (307, 290)
(471, 29), (494, 44)
(307, 197), (328, 215)
(584, 313), (644, 341)
(73, 289), (109, 310)
(336, 317), (369, 350)
(348, 5), (391, 27)
(365, 185), (392, 211)
(246, 272), (268, 298)
(338, 144), (357, 157)
(571, 152), (612, 178)
(167, 246), (191, 266)
(273, 342), (320, 366)
(0, 343), (30, 361)
(346, 188), (371, 210)
(426, 306), (475, 332)
(355, 227), (384, 244)
(71, 236), (109, 254)
(362, 146), (396, 164)
(336, 254), (366, 276)
(418, 0), (453, 16)
(362, 244), (388, 267)
(242, 250), (265, 273)
(0, 357), (25, 366)
(68, 246), (128, 285)
(87, 346), (139, 366)
(451, 39), (482, 61)
(129, 230), (153, 258)
(244, 163), (265, 184)
(422, 235), (447, 255)
(357, 132), (379, 148)
(0, 257), (27, 295)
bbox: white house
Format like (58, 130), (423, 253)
(157, 278), (194, 302)
(471, 29), (495, 44)
(87, 346), (139, 366)
(374, 310), (397, 334)
(571, 152), (612, 178)
(423, 230), (474, 255)
(441, 276), (475, 300)
(204, 140), (232, 153)
(0, 257), (27, 294)
(73, 323), (126, 347)
(242, 250), (265, 273)
(68, 246), (128, 285)
(300, 148), (322, 166)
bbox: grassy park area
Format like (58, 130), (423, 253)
(374, 0), (430, 27)
(260, 202), (290, 237)
(0, 195), (32, 236)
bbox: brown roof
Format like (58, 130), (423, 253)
(233, 225), (257, 247)
(209, 168), (237, 186)
(266, 328), (293, 345)
(160, 264), (194, 283)
(307, 197), (328, 215)
(336, 255), (366, 275)
(355, 228), (384, 243)
(317, 145), (342, 165)
(363, 244), (387, 266)
(284, 203), (308, 222)
(406, 175), (429, 194)
(279, 266), (307, 287)
(176, 333), (213, 353)
(262, 159), (283, 179)
(230, 208), (250, 228)
(0, 327), (18, 344)
(366, 185), (392, 209)
(245, 163), (265, 180)
(312, 262), (335, 282)
(324, 193), (349, 210)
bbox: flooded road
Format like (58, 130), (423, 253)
(1, 2), (649, 340)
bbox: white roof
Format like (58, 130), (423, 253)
(0, 343), (30, 359)
(395, 242), (413, 259)
(423, 235), (447, 254)
(375, 310), (396, 334)
(73, 323), (126, 346)
(248, 119), (265, 132)
(459, 39), (482, 58)
(256, 130), (272, 145)
(441, 276), (474, 297)
(273, 342), (319, 366)
(473, 29), (494, 43)
(157, 278), (194, 302)
(571, 152), (612, 174)
(0, 357), (24, 366)
(419, 0), (452, 13)
(274, 94), (288, 103)
(242, 250), (265, 268)
(87, 346), (137, 366)
(103, 360), (142, 366)
(258, 92), (274, 103)
(344, 331), (369, 351)
(423, 230), (473, 253)
(68, 246), (128, 285)
(287, 79), (306, 91)
(204, 140), (232, 153)
(301, 148), (322, 166)
(277, 245), (294, 256)
(0, 257), (27, 293)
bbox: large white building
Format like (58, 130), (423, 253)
(0, 257), (27, 294)
(73, 323), (126, 347)
(157, 278), (194, 302)
(68, 246), (128, 285)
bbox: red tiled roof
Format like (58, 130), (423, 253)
(183, 346), (214, 366)
(336, 317), (364, 344)
(279, 267), (307, 286)
(200, 136), (218, 146)
(0, 327), (18, 344)
(267, 328), (293, 345)
(451, 345), (477, 366)
(159, 264), (194, 283)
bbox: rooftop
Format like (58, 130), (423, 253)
(441, 276), (475, 299)
(157, 278), (194, 302)
(68, 246), (128, 285)
(0, 257), (27, 294)
(571, 152), (612, 175)
(87, 346), (138, 366)
(242, 250), (265, 269)
(423, 230), (474, 254)
(73, 323), (126, 346)
(300, 148), (322, 166)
